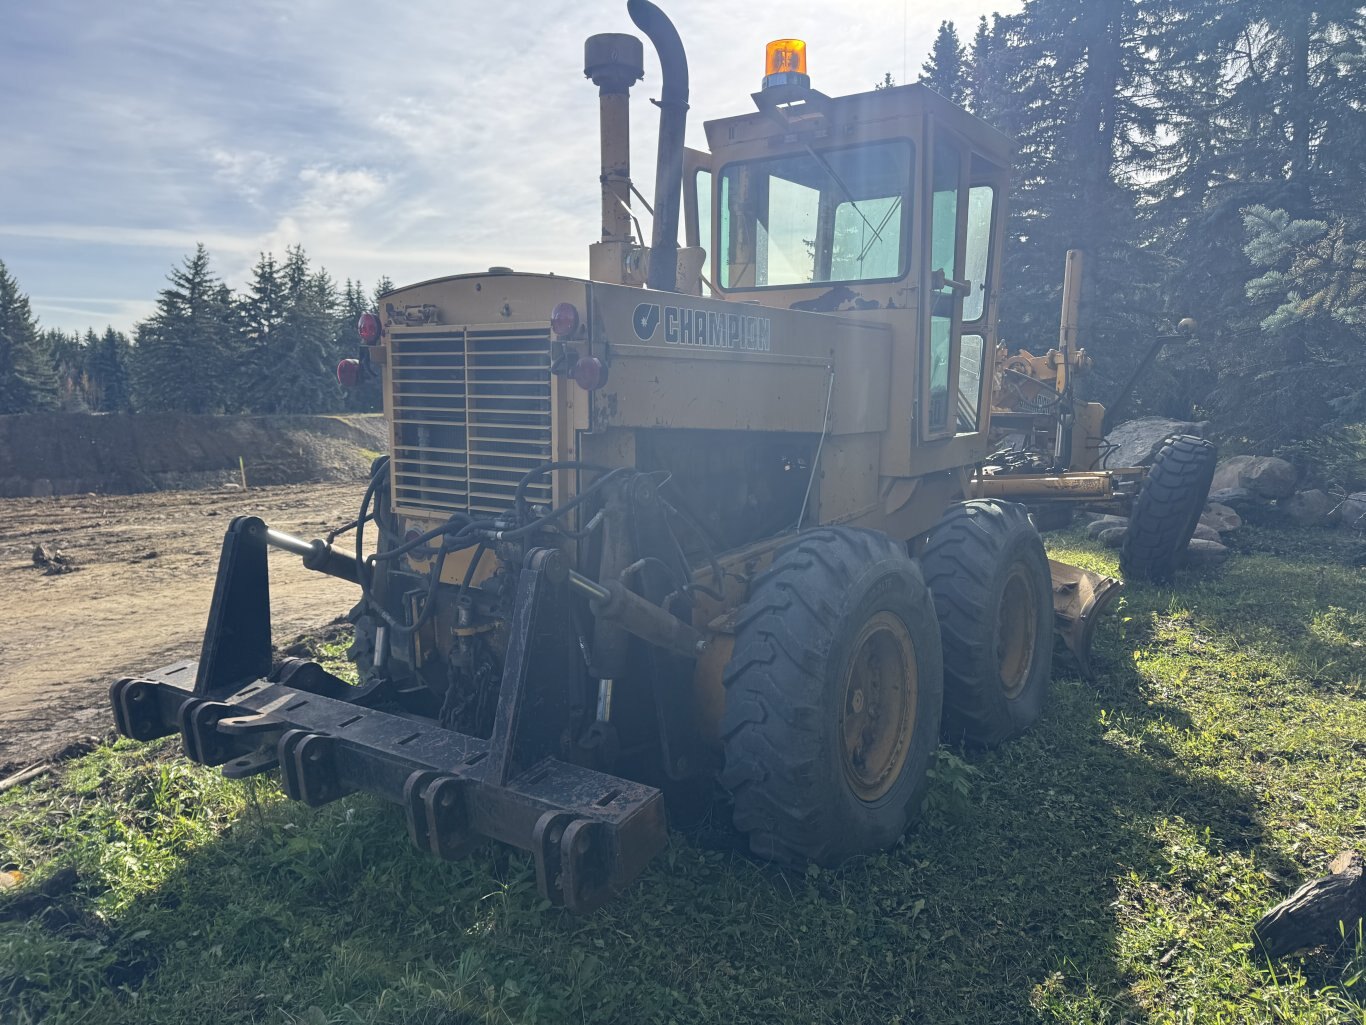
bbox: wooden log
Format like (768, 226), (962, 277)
(1253, 852), (1366, 958)
(0, 762), (53, 794)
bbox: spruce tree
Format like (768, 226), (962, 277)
(1143, 0), (1366, 446)
(237, 252), (287, 412)
(44, 329), (91, 411)
(920, 21), (967, 105)
(88, 327), (132, 412)
(984, 0), (1163, 410)
(964, 16), (1005, 120)
(251, 246), (343, 414)
(241, 252), (284, 359)
(0, 260), (59, 413)
(372, 276), (395, 311)
(132, 245), (236, 413)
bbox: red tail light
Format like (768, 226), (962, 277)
(572, 355), (608, 391)
(336, 358), (361, 387)
(551, 302), (580, 337)
(357, 312), (381, 344)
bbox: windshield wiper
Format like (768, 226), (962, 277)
(802, 143), (888, 250)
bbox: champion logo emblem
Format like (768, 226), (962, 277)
(632, 303), (661, 341)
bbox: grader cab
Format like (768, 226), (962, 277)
(110, 2), (1122, 911)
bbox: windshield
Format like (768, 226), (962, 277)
(718, 140), (913, 290)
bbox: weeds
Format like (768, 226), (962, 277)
(3, 525), (1366, 1022)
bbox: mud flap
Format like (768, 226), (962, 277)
(1048, 559), (1122, 681)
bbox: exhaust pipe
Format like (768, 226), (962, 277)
(627, 0), (689, 294)
(584, 34), (645, 245)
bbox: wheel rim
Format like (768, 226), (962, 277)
(997, 563), (1039, 699)
(840, 611), (918, 802)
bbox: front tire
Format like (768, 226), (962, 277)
(921, 500), (1054, 747)
(720, 528), (943, 866)
(1120, 434), (1217, 583)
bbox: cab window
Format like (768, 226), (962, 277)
(719, 140), (913, 290)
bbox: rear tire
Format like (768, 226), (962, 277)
(720, 528), (943, 866)
(921, 500), (1054, 747)
(1120, 435), (1217, 583)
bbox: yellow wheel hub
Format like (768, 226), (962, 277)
(997, 564), (1039, 698)
(840, 611), (918, 802)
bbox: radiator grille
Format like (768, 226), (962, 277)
(389, 325), (553, 518)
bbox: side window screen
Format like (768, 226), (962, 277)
(695, 169), (713, 293)
(957, 333), (985, 432)
(962, 186), (995, 324)
(930, 146), (961, 284)
(927, 137), (962, 433)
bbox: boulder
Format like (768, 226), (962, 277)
(1191, 523), (1223, 543)
(1209, 487), (1255, 508)
(1087, 515), (1129, 539)
(1098, 526), (1127, 548)
(1186, 538), (1230, 566)
(1103, 418), (1207, 469)
(1339, 493), (1366, 533)
(1282, 489), (1339, 528)
(1211, 455), (1298, 501)
(1201, 502), (1242, 533)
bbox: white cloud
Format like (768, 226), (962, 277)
(28, 297), (157, 330)
(2, 0), (1021, 334)
(207, 148), (286, 205)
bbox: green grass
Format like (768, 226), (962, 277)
(5, 525), (1366, 1023)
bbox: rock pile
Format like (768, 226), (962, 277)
(1101, 417), (1358, 536)
(1085, 502), (1239, 566)
(1206, 453), (1355, 530)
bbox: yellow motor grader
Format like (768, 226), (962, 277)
(111, 3), (1125, 912)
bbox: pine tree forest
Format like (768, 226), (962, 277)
(0, 246), (385, 418)
(912, 0), (1366, 488)
(1, 1), (1363, 486)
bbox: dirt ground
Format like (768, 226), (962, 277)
(0, 482), (375, 772)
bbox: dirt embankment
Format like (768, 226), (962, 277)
(0, 482), (378, 773)
(0, 413), (387, 498)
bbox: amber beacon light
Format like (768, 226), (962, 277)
(763, 38), (809, 90)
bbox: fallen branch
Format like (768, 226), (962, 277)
(1253, 852), (1366, 958)
(0, 762), (54, 794)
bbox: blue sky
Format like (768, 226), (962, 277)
(0, 0), (1018, 335)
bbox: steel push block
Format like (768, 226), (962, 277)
(109, 525), (667, 913)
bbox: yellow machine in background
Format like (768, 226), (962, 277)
(110, 3), (1129, 912)
(977, 250), (1217, 582)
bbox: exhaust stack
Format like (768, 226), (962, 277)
(627, 0), (689, 294)
(584, 34), (645, 246)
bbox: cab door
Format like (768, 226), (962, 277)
(921, 130), (970, 441)
(920, 130), (1007, 442)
